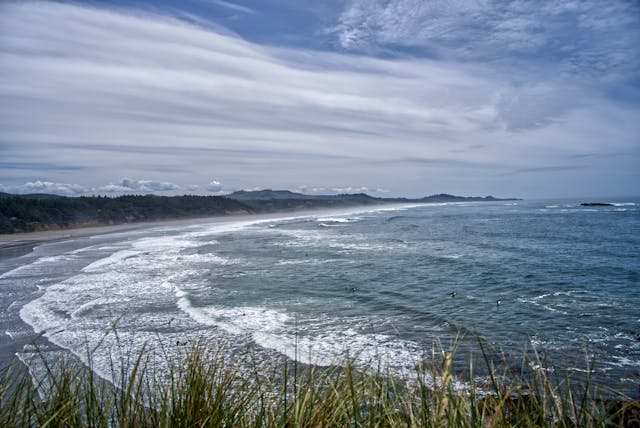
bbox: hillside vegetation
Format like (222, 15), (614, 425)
(0, 190), (516, 234)
(0, 194), (252, 234)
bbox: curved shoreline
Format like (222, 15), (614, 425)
(0, 217), (236, 258)
(0, 203), (414, 258)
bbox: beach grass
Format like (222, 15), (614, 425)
(1, 339), (638, 427)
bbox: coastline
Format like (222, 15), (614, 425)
(0, 217), (234, 257)
(0, 203), (414, 258)
(2, 198), (639, 421)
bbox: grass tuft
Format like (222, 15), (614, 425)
(1, 338), (638, 427)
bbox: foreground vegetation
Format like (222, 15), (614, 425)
(1, 341), (638, 427)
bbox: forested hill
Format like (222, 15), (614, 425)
(0, 194), (252, 234)
(225, 190), (386, 212)
(225, 190), (517, 211)
(0, 191), (518, 234)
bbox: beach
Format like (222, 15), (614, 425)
(0, 218), (216, 253)
(0, 206), (398, 258)
(0, 198), (639, 425)
(1, 199), (638, 400)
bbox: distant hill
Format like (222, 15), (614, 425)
(419, 193), (508, 203)
(226, 190), (383, 213)
(228, 189), (379, 201)
(0, 194), (252, 234)
(227, 190), (316, 200)
(0, 190), (519, 234)
(225, 189), (516, 204)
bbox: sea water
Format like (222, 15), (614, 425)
(1, 199), (638, 396)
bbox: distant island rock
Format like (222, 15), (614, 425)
(0, 190), (520, 234)
(580, 202), (614, 206)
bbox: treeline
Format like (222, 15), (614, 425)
(0, 194), (252, 234)
(0, 190), (518, 234)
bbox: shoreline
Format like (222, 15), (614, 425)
(0, 203), (413, 257)
(0, 215), (246, 247)
(0, 217), (237, 257)
(2, 199), (640, 414)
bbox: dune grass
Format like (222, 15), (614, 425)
(1, 339), (638, 427)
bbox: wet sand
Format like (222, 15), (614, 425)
(0, 216), (249, 258)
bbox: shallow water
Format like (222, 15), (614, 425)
(1, 199), (639, 396)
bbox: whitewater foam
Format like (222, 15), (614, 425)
(8, 199), (640, 398)
(253, 327), (422, 375)
(0, 254), (79, 279)
(316, 217), (361, 223)
(176, 292), (288, 336)
(81, 250), (142, 272)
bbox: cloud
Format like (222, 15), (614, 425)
(499, 165), (590, 176)
(0, 181), (87, 196)
(209, 0), (256, 15)
(0, 2), (526, 166)
(331, 186), (370, 194)
(331, 0), (640, 82)
(0, 178), (394, 198)
(0, 0), (588, 157)
(206, 180), (224, 192)
(96, 178), (181, 193)
(0, 2), (637, 198)
(0, 178), (220, 196)
(295, 185), (389, 195)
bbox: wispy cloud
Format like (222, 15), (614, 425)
(331, 0), (640, 82)
(499, 165), (590, 176)
(0, 181), (87, 196)
(2, 178), (184, 196)
(295, 185), (390, 196)
(0, 2), (637, 198)
(96, 178), (181, 193)
(0, 178), (189, 195)
(208, 0), (255, 15)
(0, 162), (83, 171)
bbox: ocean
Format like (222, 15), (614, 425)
(1, 199), (638, 397)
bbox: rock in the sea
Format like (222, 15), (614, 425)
(580, 202), (614, 206)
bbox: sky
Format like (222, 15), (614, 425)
(0, 0), (639, 199)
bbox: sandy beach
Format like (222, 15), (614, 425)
(0, 206), (383, 257)
(0, 216), (250, 257)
